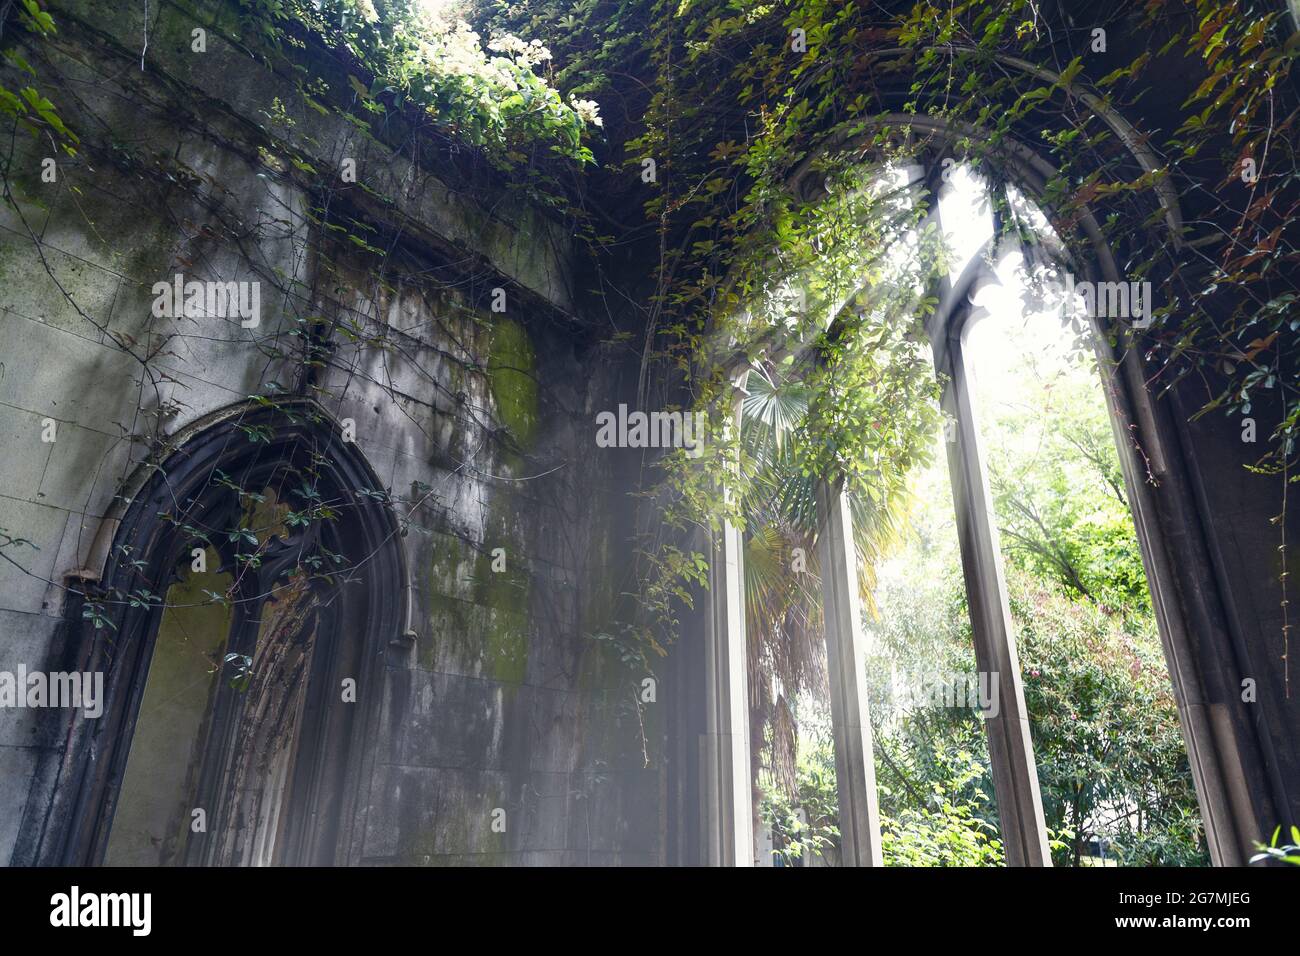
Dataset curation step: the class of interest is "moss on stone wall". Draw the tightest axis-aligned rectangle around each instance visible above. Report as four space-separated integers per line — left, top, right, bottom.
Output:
400 776 509 866
486 317 538 451
479 496 530 687
420 496 530 688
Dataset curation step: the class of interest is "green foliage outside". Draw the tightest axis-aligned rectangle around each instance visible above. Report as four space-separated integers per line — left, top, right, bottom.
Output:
763 317 1208 867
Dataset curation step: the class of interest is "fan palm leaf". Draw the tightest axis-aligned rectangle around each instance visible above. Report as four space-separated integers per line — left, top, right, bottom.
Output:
741 358 920 795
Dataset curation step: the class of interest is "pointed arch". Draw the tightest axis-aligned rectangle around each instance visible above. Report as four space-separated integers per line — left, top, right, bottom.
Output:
38 400 406 866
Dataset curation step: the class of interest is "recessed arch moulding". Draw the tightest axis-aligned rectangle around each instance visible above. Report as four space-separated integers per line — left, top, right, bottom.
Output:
689 100 1295 866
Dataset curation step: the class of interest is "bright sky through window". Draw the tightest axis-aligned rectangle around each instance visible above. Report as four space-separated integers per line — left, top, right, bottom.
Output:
935 164 1079 402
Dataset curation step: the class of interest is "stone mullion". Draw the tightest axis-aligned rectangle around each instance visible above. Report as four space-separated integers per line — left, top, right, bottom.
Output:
815 479 884 866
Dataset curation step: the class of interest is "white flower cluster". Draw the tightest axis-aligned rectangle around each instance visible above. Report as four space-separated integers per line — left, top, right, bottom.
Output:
487 34 553 69
353 0 379 24
411 21 514 94
389 11 603 140
568 96 603 128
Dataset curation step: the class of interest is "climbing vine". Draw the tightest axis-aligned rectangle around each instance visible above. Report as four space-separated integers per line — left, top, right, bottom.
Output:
471 0 1300 678
2 0 1298 702
0 0 604 644
243 0 602 168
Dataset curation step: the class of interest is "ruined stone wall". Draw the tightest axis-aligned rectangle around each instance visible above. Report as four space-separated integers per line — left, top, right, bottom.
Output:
0 0 659 865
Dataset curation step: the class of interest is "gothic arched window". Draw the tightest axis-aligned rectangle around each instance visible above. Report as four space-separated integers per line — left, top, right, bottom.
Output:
55 402 405 866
